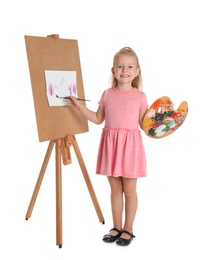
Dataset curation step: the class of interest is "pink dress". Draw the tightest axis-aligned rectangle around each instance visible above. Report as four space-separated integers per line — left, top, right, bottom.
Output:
96 87 148 178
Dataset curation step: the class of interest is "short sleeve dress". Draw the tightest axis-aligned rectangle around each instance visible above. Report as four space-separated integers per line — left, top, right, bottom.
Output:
96 87 148 178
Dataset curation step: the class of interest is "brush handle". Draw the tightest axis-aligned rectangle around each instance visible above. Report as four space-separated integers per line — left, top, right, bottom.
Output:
70 97 90 101
56 95 90 101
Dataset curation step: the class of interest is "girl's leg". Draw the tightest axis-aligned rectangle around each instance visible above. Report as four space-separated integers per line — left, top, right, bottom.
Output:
106 176 123 236
121 178 138 239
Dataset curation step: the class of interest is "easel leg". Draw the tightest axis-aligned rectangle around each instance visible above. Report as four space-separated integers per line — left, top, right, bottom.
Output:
26 136 104 248
25 141 54 219
61 137 71 165
68 136 105 224
55 139 62 248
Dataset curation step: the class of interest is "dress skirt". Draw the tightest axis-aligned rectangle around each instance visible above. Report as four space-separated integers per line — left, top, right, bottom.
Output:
96 128 147 178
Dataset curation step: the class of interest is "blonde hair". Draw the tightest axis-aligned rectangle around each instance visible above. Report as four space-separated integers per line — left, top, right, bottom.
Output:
110 47 142 90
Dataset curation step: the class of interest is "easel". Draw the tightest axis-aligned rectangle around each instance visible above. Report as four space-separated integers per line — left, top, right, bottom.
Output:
25 135 105 248
24 34 104 247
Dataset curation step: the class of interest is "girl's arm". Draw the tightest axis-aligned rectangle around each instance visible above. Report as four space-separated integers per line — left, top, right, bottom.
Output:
139 107 148 130
67 96 105 125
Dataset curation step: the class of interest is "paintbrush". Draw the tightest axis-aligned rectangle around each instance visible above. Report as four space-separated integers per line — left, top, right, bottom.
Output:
56 95 90 101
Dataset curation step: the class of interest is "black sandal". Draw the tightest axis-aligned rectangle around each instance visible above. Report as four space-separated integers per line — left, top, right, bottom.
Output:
102 228 122 243
116 230 135 246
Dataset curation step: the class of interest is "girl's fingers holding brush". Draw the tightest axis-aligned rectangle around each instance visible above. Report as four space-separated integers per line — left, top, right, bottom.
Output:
67 96 81 108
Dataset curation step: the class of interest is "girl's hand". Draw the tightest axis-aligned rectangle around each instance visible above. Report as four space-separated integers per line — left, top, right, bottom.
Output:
67 96 81 108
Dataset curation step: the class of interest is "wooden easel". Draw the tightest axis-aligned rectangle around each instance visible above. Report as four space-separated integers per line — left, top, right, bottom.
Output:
25 135 105 248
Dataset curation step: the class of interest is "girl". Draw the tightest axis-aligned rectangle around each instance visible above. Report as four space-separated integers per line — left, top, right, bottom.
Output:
67 47 148 246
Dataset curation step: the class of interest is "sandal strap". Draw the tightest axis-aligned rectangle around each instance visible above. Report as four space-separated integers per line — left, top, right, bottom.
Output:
122 230 135 238
110 227 122 234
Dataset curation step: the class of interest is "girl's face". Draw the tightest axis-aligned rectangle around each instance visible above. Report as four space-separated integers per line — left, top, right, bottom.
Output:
112 54 139 85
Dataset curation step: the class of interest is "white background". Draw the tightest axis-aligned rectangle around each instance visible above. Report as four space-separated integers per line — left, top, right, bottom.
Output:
1 0 200 259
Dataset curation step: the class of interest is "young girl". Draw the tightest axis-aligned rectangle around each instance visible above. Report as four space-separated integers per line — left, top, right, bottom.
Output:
67 47 148 246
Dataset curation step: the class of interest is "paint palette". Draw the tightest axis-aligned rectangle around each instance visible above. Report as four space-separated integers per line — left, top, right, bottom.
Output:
143 96 188 139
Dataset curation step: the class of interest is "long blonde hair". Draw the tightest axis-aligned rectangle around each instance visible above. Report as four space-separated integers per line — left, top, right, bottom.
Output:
110 47 142 90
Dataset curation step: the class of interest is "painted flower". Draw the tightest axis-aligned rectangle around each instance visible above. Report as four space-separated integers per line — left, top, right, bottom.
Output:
48 83 54 96
72 84 77 95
